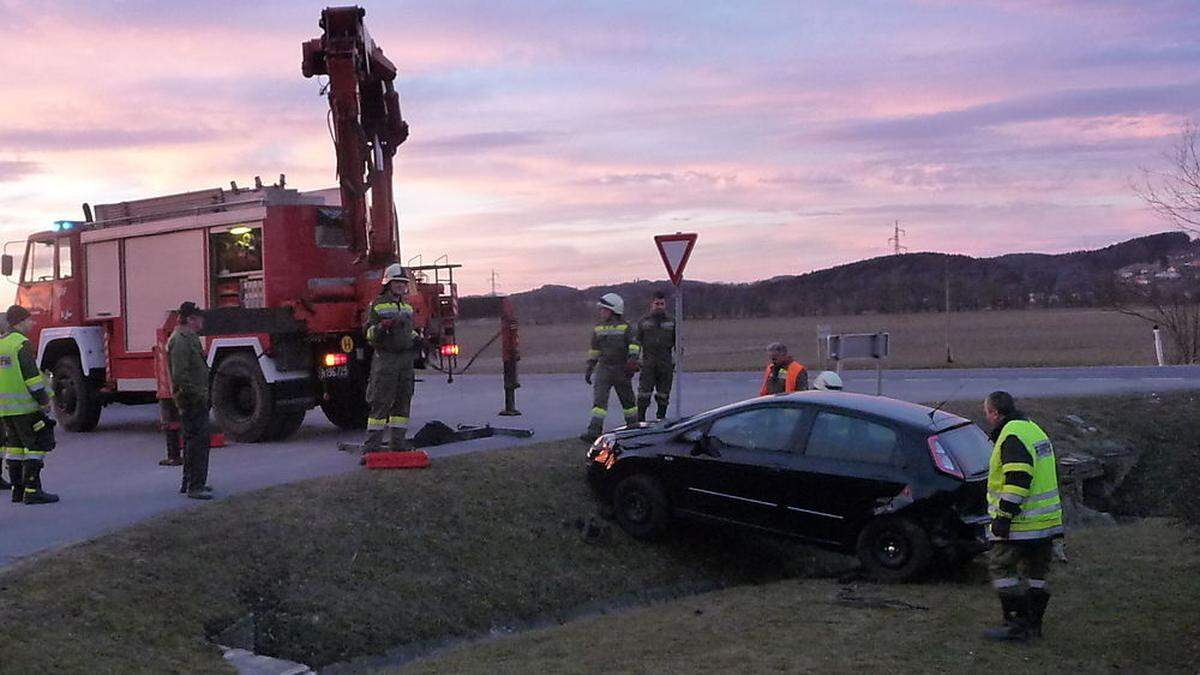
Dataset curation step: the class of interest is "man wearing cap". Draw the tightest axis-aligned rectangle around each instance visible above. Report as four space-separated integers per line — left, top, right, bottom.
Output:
363 263 420 453
0 305 59 504
759 342 808 396
167 301 213 500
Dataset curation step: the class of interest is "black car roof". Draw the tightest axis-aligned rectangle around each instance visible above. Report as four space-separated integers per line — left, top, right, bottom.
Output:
690 391 969 432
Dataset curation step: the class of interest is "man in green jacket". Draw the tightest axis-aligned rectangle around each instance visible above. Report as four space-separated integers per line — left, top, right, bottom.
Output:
364 264 420 453
0 305 58 504
635 291 675 422
167 301 213 500
983 391 1063 642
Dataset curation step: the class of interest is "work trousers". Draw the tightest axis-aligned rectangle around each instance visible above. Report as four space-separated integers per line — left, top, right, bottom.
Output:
179 405 211 493
588 367 637 435
637 359 674 416
988 538 1053 592
365 353 415 450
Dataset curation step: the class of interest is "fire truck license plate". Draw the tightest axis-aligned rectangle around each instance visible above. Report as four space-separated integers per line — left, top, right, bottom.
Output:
318 365 350 380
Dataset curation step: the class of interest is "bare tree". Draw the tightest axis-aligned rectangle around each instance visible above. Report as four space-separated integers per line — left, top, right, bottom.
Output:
1136 122 1200 235
1123 123 1200 363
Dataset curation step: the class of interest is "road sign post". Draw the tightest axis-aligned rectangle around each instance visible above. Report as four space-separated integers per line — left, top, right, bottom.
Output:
654 233 698 420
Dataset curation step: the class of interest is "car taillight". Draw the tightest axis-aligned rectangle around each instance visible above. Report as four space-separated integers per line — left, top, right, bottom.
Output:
927 435 964 479
323 353 349 367
440 343 460 357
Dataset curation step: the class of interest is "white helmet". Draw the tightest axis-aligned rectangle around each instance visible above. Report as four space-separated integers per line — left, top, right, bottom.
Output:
598 293 624 315
811 371 844 391
381 263 410 286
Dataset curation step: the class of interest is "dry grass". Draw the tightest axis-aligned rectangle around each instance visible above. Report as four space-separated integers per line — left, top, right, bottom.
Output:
454 308 1156 374
396 519 1200 674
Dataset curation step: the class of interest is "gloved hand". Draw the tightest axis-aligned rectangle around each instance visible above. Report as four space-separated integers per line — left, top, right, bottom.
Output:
625 359 640 376
990 516 1011 540
585 364 595 385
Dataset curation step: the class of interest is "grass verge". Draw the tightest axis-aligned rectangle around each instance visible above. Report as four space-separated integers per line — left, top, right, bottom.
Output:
395 519 1200 674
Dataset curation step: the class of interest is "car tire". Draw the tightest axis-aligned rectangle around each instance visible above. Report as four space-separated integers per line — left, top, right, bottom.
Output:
52 355 102 432
320 379 368 430
856 516 934 583
612 474 671 541
211 351 275 443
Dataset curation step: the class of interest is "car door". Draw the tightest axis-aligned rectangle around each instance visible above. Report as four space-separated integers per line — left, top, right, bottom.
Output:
674 405 806 532
780 409 909 545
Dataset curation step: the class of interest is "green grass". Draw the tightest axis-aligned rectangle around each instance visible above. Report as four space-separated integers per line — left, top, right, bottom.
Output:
0 393 1196 672
394 519 1200 674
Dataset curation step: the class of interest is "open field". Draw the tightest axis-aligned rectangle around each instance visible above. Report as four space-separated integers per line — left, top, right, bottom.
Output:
0 393 1194 672
454 308 1160 374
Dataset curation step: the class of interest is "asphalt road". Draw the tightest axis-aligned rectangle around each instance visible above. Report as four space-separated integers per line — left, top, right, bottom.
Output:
1 365 1196 566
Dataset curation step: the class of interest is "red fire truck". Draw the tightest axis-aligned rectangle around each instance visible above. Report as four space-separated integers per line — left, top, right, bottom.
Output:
0 6 467 442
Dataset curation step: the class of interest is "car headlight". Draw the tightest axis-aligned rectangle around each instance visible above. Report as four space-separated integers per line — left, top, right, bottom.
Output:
587 433 616 460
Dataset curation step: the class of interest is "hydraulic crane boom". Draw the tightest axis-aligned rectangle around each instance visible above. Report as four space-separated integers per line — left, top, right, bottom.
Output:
302 5 409 265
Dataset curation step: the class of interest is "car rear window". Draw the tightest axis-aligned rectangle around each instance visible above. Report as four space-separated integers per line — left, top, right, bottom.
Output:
937 424 992 477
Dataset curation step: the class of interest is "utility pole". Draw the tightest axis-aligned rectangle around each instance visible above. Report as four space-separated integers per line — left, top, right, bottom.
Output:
489 269 499 296
888 220 908 256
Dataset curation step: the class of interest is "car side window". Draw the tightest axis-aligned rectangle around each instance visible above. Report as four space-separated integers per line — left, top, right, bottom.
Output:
805 412 898 464
707 407 805 453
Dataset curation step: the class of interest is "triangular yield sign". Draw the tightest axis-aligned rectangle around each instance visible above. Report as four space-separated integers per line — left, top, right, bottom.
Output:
654 233 698 285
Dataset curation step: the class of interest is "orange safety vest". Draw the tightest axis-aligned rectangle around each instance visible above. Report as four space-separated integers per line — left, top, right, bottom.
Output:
760 361 806 396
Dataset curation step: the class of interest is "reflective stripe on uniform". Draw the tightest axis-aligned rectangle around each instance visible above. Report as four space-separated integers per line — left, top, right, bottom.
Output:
622 406 637 416
367 417 387 431
591 407 606 418
387 416 409 429
1006 524 1065 540
1016 503 1063 518
627 344 641 355
593 324 629 335
1001 462 1034 475
587 349 600 359
992 577 1021 589
1028 579 1049 590
3 446 25 460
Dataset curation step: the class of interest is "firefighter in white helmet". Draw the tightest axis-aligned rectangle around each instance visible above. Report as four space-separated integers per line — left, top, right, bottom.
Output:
362 264 419 453
810 371 844 391
582 293 641 441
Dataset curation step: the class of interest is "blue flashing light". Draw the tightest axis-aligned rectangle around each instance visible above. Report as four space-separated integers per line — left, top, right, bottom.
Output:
53 220 78 232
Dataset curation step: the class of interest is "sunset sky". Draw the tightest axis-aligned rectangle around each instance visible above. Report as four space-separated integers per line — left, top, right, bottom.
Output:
0 0 1197 296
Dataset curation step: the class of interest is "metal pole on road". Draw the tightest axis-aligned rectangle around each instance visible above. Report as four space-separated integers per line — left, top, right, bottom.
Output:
674 285 683 420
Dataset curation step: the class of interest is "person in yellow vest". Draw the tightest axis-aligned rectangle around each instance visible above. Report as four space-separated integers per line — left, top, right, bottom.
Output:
1 305 58 504
759 342 807 396
983 391 1063 641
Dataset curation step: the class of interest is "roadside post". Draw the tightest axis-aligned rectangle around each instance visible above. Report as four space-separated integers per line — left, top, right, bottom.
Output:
654 233 698 420
816 324 832 371
1153 324 1165 366
827 332 890 395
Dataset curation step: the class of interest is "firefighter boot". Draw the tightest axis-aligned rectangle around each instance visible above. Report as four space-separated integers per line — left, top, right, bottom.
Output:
983 589 1030 642
656 400 669 421
7 460 23 503
389 427 413 452
363 429 385 453
22 461 59 505
1027 588 1050 639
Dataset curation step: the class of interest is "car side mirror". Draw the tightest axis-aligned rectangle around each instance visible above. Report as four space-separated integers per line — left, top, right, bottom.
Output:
690 434 721 458
1 254 13 277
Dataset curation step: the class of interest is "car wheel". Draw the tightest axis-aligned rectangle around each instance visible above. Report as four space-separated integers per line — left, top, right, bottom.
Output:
52 355 102 432
612 474 670 541
856 516 934 583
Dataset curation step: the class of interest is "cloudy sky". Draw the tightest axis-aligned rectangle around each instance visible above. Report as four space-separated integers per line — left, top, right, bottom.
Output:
0 0 1197 295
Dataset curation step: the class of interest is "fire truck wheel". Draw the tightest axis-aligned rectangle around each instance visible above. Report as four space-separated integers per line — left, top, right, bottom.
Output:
211 351 277 443
320 382 368 430
266 411 306 441
52 355 102 432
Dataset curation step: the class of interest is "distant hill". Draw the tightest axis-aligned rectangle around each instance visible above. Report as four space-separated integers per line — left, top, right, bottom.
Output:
461 232 1197 324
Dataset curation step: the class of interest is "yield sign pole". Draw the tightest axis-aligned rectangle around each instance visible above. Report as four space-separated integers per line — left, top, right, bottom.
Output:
654 233 698 420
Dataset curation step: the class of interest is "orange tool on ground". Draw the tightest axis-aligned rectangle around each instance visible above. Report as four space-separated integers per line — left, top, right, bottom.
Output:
364 450 430 470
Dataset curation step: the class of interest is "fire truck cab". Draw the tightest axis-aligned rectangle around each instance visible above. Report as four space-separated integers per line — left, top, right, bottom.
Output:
3 186 459 442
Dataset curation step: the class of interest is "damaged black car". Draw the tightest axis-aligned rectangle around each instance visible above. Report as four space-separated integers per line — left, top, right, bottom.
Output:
586 391 992 581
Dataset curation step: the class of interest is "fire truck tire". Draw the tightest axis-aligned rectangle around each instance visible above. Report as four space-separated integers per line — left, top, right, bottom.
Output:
320 383 369 430
52 355 102 432
211 351 277 443
265 411 306 441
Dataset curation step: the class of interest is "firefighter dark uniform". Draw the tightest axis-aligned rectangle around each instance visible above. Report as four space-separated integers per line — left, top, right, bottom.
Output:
635 311 675 421
584 320 640 439
167 317 211 497
0 326 57 504
760 360 807 395
985 415 1063 641
364 287 418 452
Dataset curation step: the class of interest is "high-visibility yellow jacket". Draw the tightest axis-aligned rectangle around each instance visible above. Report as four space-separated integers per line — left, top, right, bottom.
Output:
987 418 1064 540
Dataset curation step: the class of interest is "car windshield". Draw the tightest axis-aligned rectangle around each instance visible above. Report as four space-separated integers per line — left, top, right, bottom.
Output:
938 423 992 477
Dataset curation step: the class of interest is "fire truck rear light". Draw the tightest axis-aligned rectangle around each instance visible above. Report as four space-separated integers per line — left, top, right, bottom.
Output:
323 353 349 367
440 343 460 357
927 435 964 479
